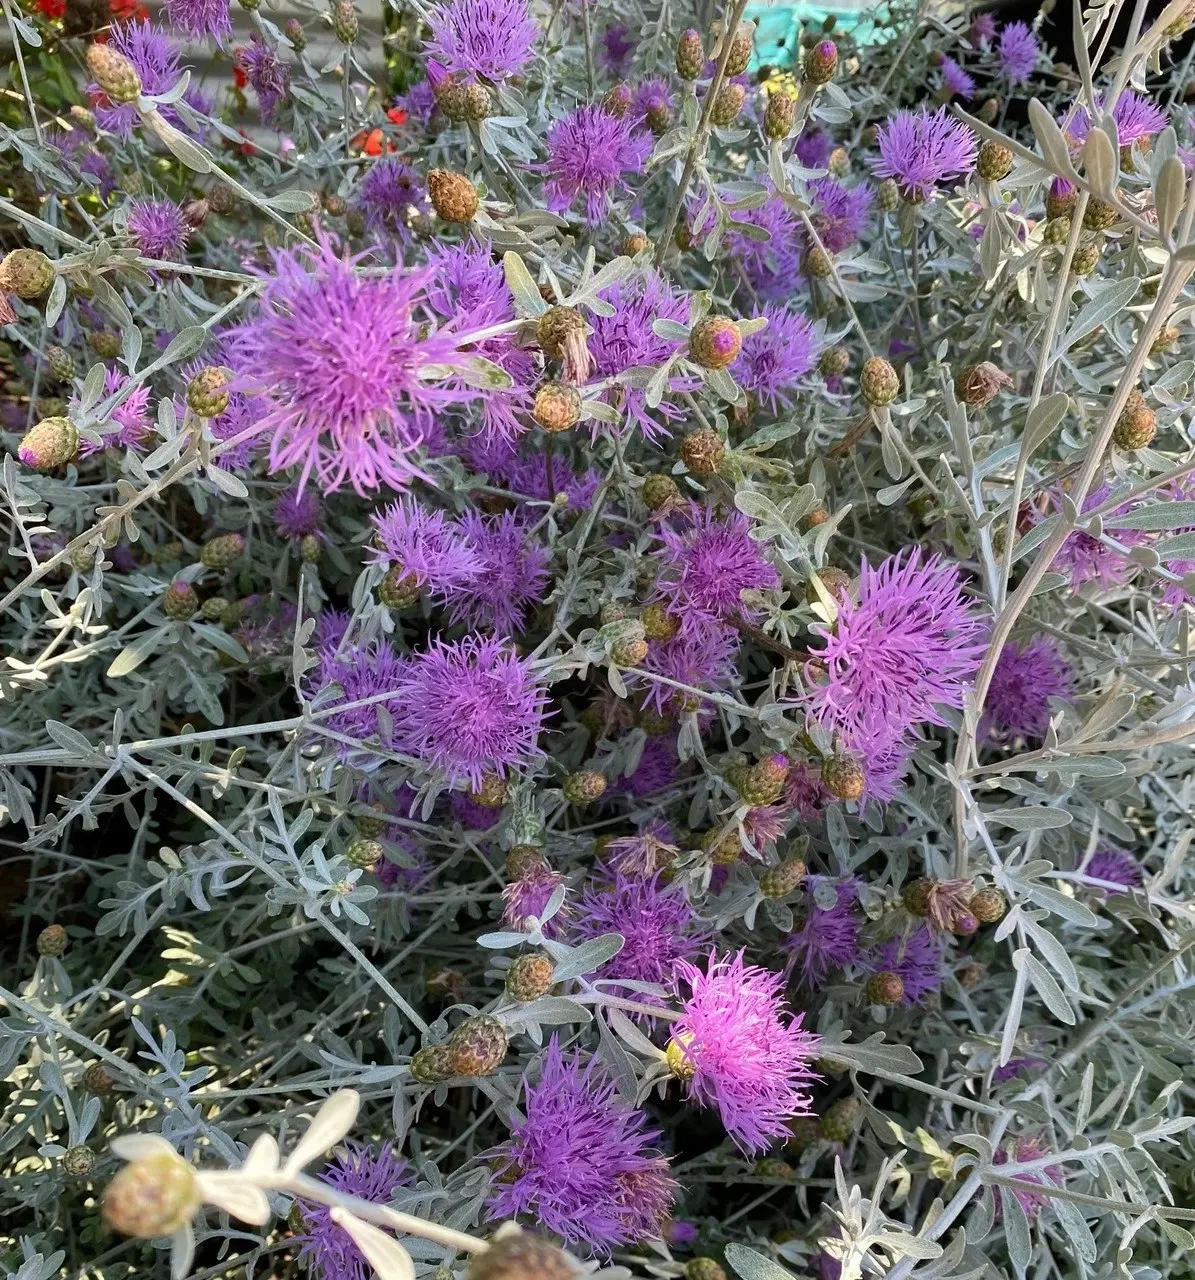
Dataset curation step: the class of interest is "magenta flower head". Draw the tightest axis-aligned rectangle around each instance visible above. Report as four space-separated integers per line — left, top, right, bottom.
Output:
163 0 231 42
739 305 821 413
993 1136 1059 1221
356 159 426 242
395 634 549 789
670 950 820 1153
809 178 872 254
92 24 186 138
77 370 153 459
637 624 740 720
622 735 681 798
1066 91 1168 148
486 1037 678 1248
127 199 191 261
368 499 482 603
600 23 634 76
694 194 802 301
503 866 570 935
273 487 322 540
939 56 976 99
239 35 289 119
228 231 464 495
447 510 551 634
543 105 652 225
653 505 780 635
1082 847 1143 892
310 626 409 750
426 0 538 82
1049 485 1143 589
295 1143 411 1280
998 22 1039 84
981 635 1074 743
866 926 944 1005
795 127 833 169
605 820 679 879
873 105 977 202
807 548 986 743
783 878 862 988
970 12 998 46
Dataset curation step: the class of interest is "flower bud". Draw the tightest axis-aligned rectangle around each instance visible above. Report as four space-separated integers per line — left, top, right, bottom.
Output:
533 381 581 432
956 361 1013 408
738 753 790 806
1084 198 1119 231
0 248 54 299
686 1260 726 1280
201 596 231 622
470 772 509 808
755 1157 793 1179
682 426 725 475
860 356 899 407
725 26 754 75
285 17 306 48
804 245 833 278
379 565 421 608
324 192 346 217
427 169 478 222
209 185 236 216
818 347 849 377
977 96 999 123
689 316 741 368
710 82 747 127
469 1235 578 1280
828 145 850 178
537 305 585 359
646 101 674 134
805 39 838 84
562 770 607 804
642 602 680 640
1071 242 1101 276
45 345 76 383
89 329 121 359
505 844 549 880
506 951 554 1001
820 1096 862 1142
760 857 807 899
300 534 322 563
37 923 68 957
1153 323 1181 353
787 1115 823 1148
64 1145 94 1175
331 0 357 42
821 753 865 800
676 28 704 78
675 223 697 251
763 90 797 140
976 139 1013 181
602 83 632 117
434 73 472 121
1043 216 1070 245
346 837 383 869
84 1063 116 1095
875 177 899 212
1113 389 1156 450
163 580 199 620
464 82 491 121
186 367 230 419
200 532 245 569
446 1014 508 1077
86 43 142 104
621 232 650 256
642 473 682 512
1046 177 1077 220
611 635 649 667
806 566 851 604
410 1042 455 1083
103 1151 198 1237
951 910 979 936
19 417 78 470
865 971 904 1005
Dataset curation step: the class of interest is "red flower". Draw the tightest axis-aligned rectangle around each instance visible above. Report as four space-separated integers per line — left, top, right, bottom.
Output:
33 0 67 20
386 107 407 125
109 0 148 19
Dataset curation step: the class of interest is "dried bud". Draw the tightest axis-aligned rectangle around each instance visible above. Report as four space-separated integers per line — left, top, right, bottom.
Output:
602 83 633 117
689 316 741 368
469 1235 577 1280
600 602 629 624
682 425 725 475
828 145 850 178
186 366 230 418
875 177 899 211
957 962 985 988
45 345 76 383
806 566 851 604
642 602 680 640
37 924 68 957
208 185 236 216
805 507 829 527
725 26 754 75
865 971 905 1005
0 248 54 299
611 635 650 667
819 346 849 377
346 838 383 869
331 0 357 41
505 844 550 880
1083 198 1119 231
427 169 479 222
676 28 705 78
1153 323 1181 352
285 17 306 49
86 43 142 103
200 533 246 569
533 381 582 432
469 772 509 808
563 771 607 804
380 565 421 608
820 1096 862 1142
621 232 651 255
83 1063 116 1095
1043 216 1071 245
764 89 797 140
506 951 554 1002
821 754 865 801
410 1043 455 1083
976 140 1013 181
163 580 199 620
685 1260 727 1280
1071 242 1101 276
956 361 1013 408
89 329 121 359
19 417 78 470
805 38 838 83
738 754 790 806
103 1152 198 1237
446 1014 508 1077
860 356 899 407
324 192 346 217
710 82 747 127
1113 389 1157 450
537 304 585 360
760 857 807 899
643 473 682 512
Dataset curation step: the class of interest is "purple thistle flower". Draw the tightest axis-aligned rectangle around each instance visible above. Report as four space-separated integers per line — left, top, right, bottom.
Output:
503 867 570 934
486 1038 677 1248
599 23 634 76
77 370 153 458
395 634 548 788
636 623 740 718
426 0 538 83
633 79 675 132
980 636 1074 743
994 1137 1059 1221
606 820 679 879
446 510 550 634
621 735 681 798
543 105 652 226
502 453 602 509
93 24 187 138
807 548 986 743
970 12 998 47
854 727 916 806
577 870 710 995
1082 847 1143 892
239 36 289 120
795 127 833 170
396 80 437 128
127 199 191 261
1066 91 1168 148
227 232 464 495
783 878 861 987
310 632 409 749
867 926 944 1005
587 274 692 441
738 306 821 413
939 56 976 99
1049 485 1144 590
653 505 780 634
670 950 821 1154
873 105 977 202
784 760 831 819
450 790 503 830
992 1056 1047 1083
998 22 1039 85
295 1143 411 1280
163 0 231 42
273 487 322 540
357 159 426 242
809 179 872 254
694 194 802 301
367 499 482 603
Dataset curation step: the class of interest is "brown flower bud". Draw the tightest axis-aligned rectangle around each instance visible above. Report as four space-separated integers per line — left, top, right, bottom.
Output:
37 924 68 957
686 1259 727 1280
533 381 582 433
865 971 905 1005
860 356 899 407
446 1014 508 1076
710 82 747 127
562 771 607 804
1113 389 1157 450
602 83 632 117
642 602 680 640
470 1235 578 1280
505 844 549 880
469 772 509 808
86 43 142 104
682 426 725 476
346 838 383 869
689 316 741 368
621 232 651 256
611 635 649 667
163 580 199 620
103 1152 198 1237
968 887 1007 923
427 169 479 222
676 28 705 79
764 90 797 140
1084 198 1119 231
821 753 865 800
976 140 1013 181
506 951 554 1002
806 566 851 604
1071 242 1101 276
805 38 838 84
410 1043 455 1083
819 346 849 377
956 361 1013 408
760 857 807 899
331 0 358 42
725 26 754 76
0 248 54 299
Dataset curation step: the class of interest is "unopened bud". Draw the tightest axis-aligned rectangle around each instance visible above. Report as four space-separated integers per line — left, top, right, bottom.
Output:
643 473 682 512
37 924 68 957
821 1096 862 1142
682 426 725 475
642 602 680 640
346 838 383 869
1071 242 1101 276
602 83 632 117
1153 323 1181 352
676 29 704 79
533 381 581 432
380 565 421 608
45 345 76 383
666 1034 697 1080
860 356 899 406
821 753 865 800
1083 198 1119 231
0 248 54 298
186 366 230 418
611 634 649 667
806 566 851 604
19 416 78 469
410 1043 455 1083
763 89 796 140
285 17 306 48
469 1235 578 1280
446 1014 508 1077
1046 177 1077 220
163 580 199 620
469 773 509 808
506 951 554 1001
621 232 650 255
805 38 838 83
103 1152 198 1237
724 26 754 76
1043 216 1070 245
865 971 904 1005
505 844 549 880
1113 389 1157 450
875 177 899 211
331 0 357 42
427 169 478 222
86 43 142 103
710 82 747 127
200 532 245 569
977 96 999 124
976 140 1013 182
563 771 607 804
819 346 849 377
760 857 807 899
738 753 790 806
689 316 741 369
89 329 121 359
828 145 849 178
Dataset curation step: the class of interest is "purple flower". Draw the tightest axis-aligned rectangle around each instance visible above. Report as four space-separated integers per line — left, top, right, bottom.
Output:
809 179 872 254
163 0 231 42
396 80 437 128
395 634 548 788
310 629 409 749
93 24 186 138
970 12 998 46
605 820 679 878
273 488 322 540
939 56 976 99
446 510 550 633
784 760 830 819
694 194 802 301
426 0 538 82
357 159 426 241
502 453 602 509
77 370 153 458
486 1038 677 1248
981 636 1074 743
127 199 191 261
998 22 1039 85
1050 485 1144 589
807 549 986 743
633 79 675 132
368 499 482 602
783 879 862 987
867 926 944 1005
450 790 503 830
873 105 977 201
795 127 833 170
738 306 820 413
994 1137 1059 1221
621 735 681 798
577 870 709 995
503 867 569 934
1066 91 1168 148
670 950 820 1153
227 232 464 495
295 1144 411 1280
543 105 652 226
992 1056 1047 1083
599 23 634 76
587 274 692 441
636 624 740 719
854 727 916 806
1082 847 1143 892
653 505 780 633
239 36 289 119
